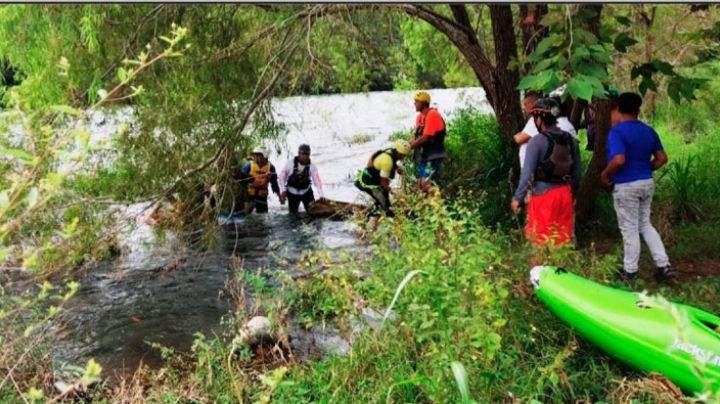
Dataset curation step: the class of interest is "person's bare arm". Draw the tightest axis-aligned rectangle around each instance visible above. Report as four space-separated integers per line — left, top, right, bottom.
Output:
513 132 531 145
652 150 668 170
410 135 431 149
380 177 392 193
601 154 626 187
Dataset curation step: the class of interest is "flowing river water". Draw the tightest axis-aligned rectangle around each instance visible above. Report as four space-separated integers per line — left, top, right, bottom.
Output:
53 87 491 381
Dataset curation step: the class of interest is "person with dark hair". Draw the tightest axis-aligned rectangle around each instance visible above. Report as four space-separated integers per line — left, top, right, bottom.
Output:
511 98 582 246
409 91 446 192
516 93 578 171
278 144 326 213
601 92 673 281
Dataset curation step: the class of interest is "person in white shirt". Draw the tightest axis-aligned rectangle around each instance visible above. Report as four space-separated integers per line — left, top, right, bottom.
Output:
514 93 577 169
278 144 326 213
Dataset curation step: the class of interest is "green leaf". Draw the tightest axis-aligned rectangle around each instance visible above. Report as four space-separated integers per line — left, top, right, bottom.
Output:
639 77 658 95
25 187 39 208
80 358 103 387
599 24 617 43
567 77 594 101
615 16 632 26
578 8 598 20
0 190 9 211
567 78 593 101
419 319 435 329
613 32 638 53
25 387 44 402
591 50 613 64
575 62 609 82
517 71 553 91
0 246 11 262
652 60 675 75
573 46 591 59
50 105 82 117
451 362 473 404
588 44 606 54
1 147 34 162
117 67 129 82
549 372 560 386
539 12 565 28
517 74 542 90
537 34 563 56
531 58 555 74
573 28 598 45
667 78 682 103
556 55 568 70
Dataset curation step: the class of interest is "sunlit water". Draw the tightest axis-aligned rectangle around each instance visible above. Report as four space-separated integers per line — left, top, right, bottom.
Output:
54 87 490 380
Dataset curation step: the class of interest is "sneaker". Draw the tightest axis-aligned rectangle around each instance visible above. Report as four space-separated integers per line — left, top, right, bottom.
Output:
655 265 675 281
616 269 639 281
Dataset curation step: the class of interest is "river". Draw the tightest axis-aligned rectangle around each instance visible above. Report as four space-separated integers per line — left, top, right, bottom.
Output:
53 87 491 381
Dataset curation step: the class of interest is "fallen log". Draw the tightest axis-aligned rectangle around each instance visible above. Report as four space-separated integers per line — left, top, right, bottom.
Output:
307 199 367 220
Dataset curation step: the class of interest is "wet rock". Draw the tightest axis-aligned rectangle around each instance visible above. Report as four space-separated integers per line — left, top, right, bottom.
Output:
349 307 396 335
238 316 273 345
312 328 351 356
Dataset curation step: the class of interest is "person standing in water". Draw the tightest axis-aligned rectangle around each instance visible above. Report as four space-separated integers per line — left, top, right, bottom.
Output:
278 144 327 213
239 147 280 214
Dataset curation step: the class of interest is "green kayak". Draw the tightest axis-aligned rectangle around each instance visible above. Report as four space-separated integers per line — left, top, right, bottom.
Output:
530 266 720 394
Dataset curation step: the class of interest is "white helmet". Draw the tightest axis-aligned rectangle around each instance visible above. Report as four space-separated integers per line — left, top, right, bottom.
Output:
252 146 269 157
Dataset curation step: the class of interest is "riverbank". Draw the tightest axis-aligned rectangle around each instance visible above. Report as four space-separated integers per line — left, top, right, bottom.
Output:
4 95 720 402
71 191 719 403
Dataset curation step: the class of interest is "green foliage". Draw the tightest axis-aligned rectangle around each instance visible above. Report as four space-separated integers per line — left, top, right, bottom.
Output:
519 5 708 104
437 108 516 228
275 195 509 402
399 16 476 89
284 258 356 327
519 8 612 101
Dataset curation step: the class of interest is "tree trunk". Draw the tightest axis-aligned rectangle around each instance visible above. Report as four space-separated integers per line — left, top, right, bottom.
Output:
577 98 611 220
574 3 606 220
519 4 548 70
489 5 524 149
401 4 524 147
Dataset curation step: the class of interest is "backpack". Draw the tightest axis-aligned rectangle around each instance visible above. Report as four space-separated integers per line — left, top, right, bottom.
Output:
534 127 573 183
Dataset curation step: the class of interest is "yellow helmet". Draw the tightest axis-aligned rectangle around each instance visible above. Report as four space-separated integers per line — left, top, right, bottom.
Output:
393 139 412 155
414 91 431 104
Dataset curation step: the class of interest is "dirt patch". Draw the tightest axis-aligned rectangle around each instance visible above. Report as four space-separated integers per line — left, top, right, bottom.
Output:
673 259 720 280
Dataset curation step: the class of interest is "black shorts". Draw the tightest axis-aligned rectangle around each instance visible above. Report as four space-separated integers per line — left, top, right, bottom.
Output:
288 189 314 213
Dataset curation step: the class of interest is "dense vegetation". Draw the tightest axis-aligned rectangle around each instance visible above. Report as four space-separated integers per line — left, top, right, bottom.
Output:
1 3 720 403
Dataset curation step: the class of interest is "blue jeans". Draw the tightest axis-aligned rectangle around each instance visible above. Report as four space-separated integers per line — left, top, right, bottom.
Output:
418 158 443 182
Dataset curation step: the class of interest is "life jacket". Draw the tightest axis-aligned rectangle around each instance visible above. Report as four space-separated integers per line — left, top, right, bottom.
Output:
414 108 447 160
357 148 398 189
247 161 271 197
534 127 574 183
287 157 312 189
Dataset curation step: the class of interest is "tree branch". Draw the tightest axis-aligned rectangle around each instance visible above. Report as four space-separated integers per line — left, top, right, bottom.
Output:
400 3 496 105
449 4 478 44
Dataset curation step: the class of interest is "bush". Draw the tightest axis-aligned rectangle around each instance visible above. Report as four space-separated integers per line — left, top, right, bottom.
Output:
396 108 516 229
275 194 509 402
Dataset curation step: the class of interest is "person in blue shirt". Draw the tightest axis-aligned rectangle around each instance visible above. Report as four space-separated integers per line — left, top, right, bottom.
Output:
601 92 673 281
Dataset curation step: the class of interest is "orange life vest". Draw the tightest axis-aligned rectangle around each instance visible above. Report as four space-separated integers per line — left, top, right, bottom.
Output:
247 162 271 198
